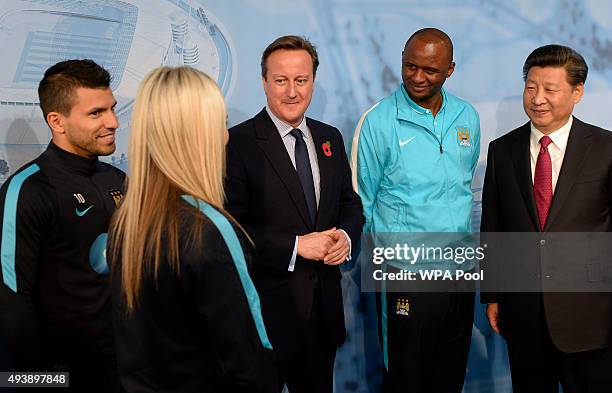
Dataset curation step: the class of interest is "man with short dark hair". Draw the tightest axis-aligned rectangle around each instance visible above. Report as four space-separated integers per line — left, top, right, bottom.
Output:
0 59 125 392
352 28 480 393
225 35 364 393
481 44 612 392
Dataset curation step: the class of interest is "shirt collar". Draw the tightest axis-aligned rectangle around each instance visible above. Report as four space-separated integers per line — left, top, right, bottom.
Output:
530 115 573 151
265 106 310 140
397 83 447 120
45 141 98 176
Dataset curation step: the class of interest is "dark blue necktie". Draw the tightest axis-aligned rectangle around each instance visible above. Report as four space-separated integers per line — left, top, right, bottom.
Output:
290 128 317 225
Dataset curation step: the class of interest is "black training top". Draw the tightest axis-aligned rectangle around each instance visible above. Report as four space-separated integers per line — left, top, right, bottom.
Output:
0 142 125 374
110 201 276 393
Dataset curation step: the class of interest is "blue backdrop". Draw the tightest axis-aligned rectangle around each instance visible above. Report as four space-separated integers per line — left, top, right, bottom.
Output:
1 1 611 391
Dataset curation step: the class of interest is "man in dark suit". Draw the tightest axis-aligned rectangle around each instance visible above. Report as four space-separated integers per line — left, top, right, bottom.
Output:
481 44 612 392
225 35 364 393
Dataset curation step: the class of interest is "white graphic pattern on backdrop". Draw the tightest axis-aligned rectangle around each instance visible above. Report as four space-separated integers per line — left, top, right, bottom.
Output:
0 0 234 179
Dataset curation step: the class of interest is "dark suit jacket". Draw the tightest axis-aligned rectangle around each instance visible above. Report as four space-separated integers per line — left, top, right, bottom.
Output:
225 109 364 359
480 117 612 353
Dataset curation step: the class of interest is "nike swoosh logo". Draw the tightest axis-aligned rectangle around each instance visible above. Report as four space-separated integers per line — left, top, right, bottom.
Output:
399 136 416 147
75 205 94 217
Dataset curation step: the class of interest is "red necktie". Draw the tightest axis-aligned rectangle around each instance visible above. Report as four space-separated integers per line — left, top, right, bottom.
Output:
534 135 553 231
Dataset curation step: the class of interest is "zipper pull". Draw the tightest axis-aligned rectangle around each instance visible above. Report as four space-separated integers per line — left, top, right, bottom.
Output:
439 144 443 154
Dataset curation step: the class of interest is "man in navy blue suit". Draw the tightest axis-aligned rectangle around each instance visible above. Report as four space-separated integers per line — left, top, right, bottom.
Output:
225 35 364 393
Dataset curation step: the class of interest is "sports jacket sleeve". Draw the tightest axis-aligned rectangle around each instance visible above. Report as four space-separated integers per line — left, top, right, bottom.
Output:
186 222 276 392
0 173 56 369
471 112 481 175
354 115 384 233
333 130 365 249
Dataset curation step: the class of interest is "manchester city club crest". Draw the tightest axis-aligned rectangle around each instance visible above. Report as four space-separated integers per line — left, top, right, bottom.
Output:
395 296 411 316
108 189 124 206
456 127 471 147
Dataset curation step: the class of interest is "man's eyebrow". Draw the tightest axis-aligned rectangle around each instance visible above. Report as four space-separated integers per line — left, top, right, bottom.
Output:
525 79 560 88
88 101 117 112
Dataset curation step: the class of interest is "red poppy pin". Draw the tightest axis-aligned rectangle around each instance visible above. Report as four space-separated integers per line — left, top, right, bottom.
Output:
322 141 332 157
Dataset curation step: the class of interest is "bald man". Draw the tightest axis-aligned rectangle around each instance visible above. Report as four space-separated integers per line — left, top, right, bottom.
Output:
352 28 480 393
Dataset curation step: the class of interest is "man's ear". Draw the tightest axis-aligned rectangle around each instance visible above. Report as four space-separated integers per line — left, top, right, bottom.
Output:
261 76 268 94
46 112 66 135
572 83 585 104
446 61 456 78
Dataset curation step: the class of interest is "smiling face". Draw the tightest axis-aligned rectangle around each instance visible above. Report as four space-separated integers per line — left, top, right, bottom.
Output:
523 66 584 134
48 87 118 158
262 49 314 127
402 37 454 110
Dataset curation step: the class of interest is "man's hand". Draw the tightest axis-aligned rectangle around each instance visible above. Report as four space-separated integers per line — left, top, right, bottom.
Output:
486 303 500 334
297 229 336 260
324 229 349 265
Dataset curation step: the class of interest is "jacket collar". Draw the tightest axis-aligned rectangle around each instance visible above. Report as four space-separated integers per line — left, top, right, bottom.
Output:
253 109 314 228
395 84 464 126
512 117 593 231
44 141 99 176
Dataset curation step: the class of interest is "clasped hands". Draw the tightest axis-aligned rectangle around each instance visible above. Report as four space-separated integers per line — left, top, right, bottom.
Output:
297 227 349 265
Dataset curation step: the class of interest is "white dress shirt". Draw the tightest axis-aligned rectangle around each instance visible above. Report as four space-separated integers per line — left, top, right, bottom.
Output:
266 107 321 204
530 116 573 193
266 107 352 271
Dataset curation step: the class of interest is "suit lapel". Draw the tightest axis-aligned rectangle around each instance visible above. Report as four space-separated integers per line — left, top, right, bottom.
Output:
512 123 540 230
308 119 332 230
254 109 313 228
544 118 592 231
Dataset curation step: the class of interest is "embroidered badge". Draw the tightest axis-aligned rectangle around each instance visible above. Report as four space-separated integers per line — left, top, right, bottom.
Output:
457 127 471 147
108 189 124 207
395 296 411 316
322 141 332 157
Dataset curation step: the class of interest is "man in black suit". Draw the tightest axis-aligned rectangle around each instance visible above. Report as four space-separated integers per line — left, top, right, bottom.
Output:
225 35 364 393
481 44 612 392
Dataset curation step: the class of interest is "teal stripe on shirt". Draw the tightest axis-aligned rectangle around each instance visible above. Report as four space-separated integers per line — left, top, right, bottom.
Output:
182 195 273 350
1 164 40 292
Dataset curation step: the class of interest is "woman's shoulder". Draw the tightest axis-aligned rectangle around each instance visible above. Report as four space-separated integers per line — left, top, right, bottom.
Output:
177 199 253 266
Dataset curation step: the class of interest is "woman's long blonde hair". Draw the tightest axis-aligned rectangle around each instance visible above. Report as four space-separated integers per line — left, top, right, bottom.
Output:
110 66 227 311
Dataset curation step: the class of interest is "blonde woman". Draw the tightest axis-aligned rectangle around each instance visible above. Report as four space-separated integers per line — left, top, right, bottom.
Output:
108 67 275 392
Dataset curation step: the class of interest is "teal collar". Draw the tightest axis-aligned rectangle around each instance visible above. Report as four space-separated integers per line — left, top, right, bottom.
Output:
396 84 447 121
